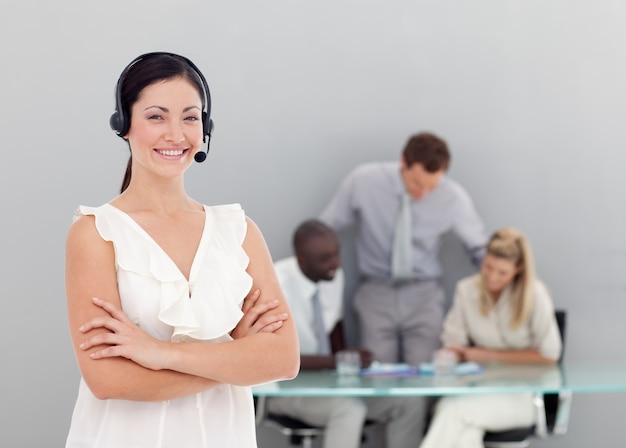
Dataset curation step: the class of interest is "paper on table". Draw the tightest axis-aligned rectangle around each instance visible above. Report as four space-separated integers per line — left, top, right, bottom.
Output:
360 362 420 377
419 361 483 376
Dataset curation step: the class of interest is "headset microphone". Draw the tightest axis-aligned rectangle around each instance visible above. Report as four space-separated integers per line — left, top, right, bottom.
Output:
194 120 213 163
194 150 207 163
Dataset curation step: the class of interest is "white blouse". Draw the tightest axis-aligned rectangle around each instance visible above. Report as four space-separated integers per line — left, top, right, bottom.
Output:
442 274 562 361
66 203 257 448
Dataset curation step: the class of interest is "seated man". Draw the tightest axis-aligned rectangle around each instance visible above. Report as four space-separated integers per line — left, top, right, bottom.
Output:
267 219 427 448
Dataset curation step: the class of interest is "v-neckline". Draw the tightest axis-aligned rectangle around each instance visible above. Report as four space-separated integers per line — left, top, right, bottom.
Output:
104 203 209 284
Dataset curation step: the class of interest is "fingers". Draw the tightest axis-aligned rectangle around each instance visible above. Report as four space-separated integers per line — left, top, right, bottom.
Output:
90 297 133 325
245 299 286 332
456 347 472 362
241 289 261 313
88 345 129 360
253 311 288 333
245 299 280 322
79 331 127 352
78 297 135 353
361 352 374 368
79 315 125 334
84 339 137 361
446 345 465 360
257 319 285 333
232 297 288 338
238 299 280 330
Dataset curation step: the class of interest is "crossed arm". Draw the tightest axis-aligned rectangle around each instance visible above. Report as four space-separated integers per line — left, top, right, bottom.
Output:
66 216 300 401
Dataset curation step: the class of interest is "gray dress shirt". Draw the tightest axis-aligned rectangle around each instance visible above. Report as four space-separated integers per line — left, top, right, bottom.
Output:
320 161 487 281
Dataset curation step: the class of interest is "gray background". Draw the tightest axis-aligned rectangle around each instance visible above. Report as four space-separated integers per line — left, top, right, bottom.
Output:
2 1 625 446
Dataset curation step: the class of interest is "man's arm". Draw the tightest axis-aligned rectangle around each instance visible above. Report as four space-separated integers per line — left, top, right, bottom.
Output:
299 322 343 370
451 186 488 267
299 322 373 370
319 169 359 231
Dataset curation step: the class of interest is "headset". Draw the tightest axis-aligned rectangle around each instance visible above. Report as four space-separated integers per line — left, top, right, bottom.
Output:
109 52 214 162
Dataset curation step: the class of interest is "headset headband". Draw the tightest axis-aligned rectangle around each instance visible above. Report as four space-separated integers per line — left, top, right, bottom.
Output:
109 52 213 144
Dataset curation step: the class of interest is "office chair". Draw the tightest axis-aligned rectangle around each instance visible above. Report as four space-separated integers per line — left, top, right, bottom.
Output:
483 309 571 448
255 395 374 448
255 396 323 448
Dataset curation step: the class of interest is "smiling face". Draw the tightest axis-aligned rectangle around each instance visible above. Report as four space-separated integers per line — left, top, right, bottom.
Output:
400 160 444 200
298 233 341 283
480 253 520 298
126 77 204 180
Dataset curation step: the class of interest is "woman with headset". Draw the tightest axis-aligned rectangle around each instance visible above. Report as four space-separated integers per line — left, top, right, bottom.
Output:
64 52 299 447
420 228 562 448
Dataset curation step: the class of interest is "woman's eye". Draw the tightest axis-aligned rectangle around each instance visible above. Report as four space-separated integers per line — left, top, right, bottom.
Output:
148 114 163 120
185 116 199 121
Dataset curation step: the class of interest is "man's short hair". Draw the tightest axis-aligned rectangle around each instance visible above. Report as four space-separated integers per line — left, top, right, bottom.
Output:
293 219 334 256
401 132 450 172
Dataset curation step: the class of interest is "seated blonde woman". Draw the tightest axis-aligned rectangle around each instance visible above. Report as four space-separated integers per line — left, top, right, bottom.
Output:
420 228 562 448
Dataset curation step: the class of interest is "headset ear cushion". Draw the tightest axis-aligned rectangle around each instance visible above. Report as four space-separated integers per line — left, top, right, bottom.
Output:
203 112 214 138
110 110 128 137
110 112 121 134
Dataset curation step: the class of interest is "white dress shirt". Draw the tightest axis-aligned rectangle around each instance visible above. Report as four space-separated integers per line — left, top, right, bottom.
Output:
274 256 344 354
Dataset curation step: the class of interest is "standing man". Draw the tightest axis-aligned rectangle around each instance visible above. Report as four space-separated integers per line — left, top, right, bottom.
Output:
267 219 426 448
319 132 487 366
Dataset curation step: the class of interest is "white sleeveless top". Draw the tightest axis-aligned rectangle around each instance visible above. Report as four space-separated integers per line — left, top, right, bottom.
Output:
65 203 257 448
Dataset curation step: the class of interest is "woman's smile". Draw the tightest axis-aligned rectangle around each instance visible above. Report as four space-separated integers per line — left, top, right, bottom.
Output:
155 147 188 157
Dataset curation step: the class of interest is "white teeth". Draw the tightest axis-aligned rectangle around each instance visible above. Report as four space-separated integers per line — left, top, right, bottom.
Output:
158 149 184 156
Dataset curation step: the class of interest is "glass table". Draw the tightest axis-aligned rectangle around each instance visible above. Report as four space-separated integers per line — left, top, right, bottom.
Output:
253 361 626 397
254 362 626 444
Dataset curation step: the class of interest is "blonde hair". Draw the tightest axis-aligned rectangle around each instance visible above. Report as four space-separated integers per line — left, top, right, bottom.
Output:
478 227 538 328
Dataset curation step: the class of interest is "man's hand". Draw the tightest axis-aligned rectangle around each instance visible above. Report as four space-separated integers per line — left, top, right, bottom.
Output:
355 348 374 368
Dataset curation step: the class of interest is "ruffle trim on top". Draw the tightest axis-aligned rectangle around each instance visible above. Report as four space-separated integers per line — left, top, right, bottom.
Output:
75 203 252 342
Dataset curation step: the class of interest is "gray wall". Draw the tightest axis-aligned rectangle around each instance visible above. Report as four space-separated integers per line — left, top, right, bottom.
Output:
2 1 625 446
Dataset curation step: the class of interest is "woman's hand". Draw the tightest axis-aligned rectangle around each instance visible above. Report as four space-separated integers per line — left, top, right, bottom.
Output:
231 288 288 339
445 345 467 362
458 346 494 363
78 297 168 370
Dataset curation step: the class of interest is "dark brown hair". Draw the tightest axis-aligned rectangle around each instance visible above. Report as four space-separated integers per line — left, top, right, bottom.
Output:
401 132 450 173
116 53 206 193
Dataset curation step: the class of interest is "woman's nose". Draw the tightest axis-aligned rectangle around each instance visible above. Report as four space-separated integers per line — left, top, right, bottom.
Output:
165 122 185 142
